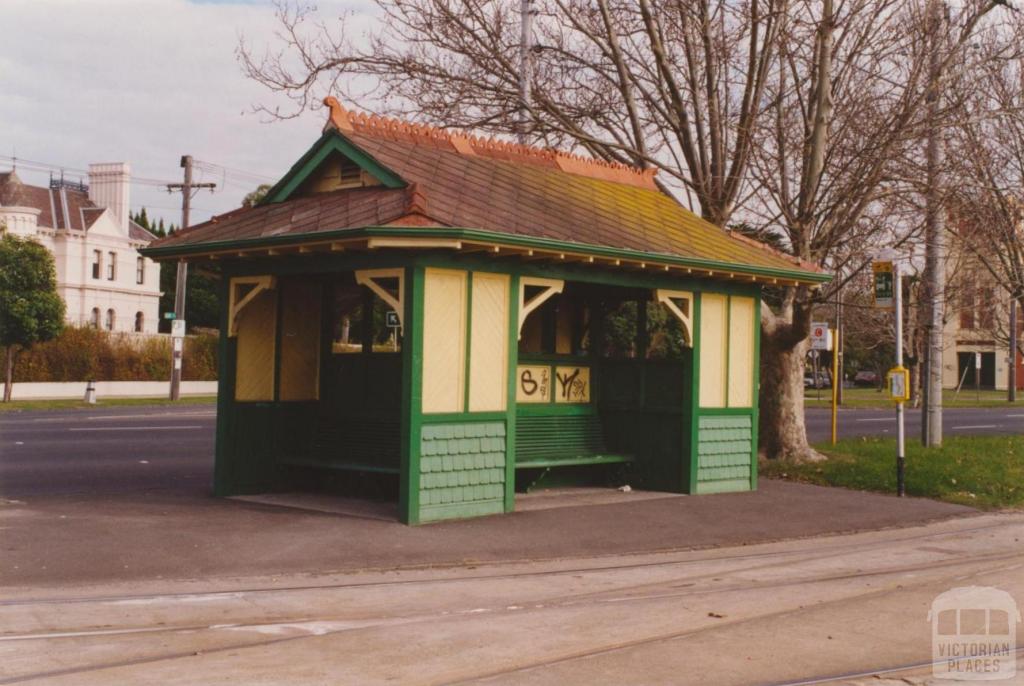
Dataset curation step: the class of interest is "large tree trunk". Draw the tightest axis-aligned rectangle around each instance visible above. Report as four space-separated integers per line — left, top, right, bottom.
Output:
3 346 14 403
758 295 824 463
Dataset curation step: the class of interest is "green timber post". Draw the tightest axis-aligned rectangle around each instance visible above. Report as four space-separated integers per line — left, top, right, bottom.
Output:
213 275 235 496
504 275 520 512
686 292 703 494
750 292 762 491
400 265 425 524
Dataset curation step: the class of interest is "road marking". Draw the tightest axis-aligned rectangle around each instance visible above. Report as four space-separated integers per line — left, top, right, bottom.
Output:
1005 414 1024 418
854 418 896 423
67 425 203 432
85 412 215 421
952 424 998 430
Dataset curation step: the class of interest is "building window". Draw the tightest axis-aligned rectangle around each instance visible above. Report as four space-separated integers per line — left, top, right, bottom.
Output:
92 251 102 279
105 308 116 331
134 311 144 333
136 257 145 285
960 288 975 330
91 307 101 328
107 252 116 281
979 287 995 330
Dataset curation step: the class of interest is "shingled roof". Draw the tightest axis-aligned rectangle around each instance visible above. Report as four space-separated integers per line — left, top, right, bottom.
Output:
146 99 825 284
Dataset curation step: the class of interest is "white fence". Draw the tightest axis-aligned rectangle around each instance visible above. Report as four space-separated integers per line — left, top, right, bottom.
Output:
7 381 218 401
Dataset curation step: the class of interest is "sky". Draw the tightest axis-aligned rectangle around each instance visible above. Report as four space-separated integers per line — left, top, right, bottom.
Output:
0 0 376 226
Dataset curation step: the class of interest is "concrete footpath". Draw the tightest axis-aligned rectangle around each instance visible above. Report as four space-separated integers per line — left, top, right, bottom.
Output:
1 480 974 589
2 512 1022 685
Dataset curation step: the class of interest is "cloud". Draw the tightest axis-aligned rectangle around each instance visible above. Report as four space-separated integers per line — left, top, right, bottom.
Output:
0 0 377 224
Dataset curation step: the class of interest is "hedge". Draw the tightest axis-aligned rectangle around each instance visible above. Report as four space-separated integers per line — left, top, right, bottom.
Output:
12 327 218 382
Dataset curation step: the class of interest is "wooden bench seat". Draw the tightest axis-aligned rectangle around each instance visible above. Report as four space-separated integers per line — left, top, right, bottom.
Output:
281 416 400 475
515 413 632 469
279 457 400 475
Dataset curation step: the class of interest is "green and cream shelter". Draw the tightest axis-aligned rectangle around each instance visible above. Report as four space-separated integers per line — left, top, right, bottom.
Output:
144 98 828 524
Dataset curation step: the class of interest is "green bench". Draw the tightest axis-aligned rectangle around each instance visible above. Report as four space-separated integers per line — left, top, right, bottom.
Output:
515 413 633 469
280 417 400 475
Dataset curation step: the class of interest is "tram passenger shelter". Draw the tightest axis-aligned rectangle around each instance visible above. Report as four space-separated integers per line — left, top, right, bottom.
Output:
143 98 828 524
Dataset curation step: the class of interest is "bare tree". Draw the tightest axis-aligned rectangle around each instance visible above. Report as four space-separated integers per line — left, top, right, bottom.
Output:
239 0 1005 461
947 20 1024 322
239 0 785 225
746 0 1003 460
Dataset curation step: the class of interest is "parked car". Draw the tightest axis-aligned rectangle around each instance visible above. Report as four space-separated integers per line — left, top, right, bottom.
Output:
853 370 879 387
804 371 831 389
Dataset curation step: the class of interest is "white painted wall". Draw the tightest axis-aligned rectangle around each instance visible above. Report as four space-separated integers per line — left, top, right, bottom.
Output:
8 381 217 400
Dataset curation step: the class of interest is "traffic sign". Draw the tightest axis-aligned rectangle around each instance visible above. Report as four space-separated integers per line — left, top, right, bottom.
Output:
873 261 894 309
164 312 176 320
888 366 910 403
171 319 186 338
810 322 833 351
385 311 400 328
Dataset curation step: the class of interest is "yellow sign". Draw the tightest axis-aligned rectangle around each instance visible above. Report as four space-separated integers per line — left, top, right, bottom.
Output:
516 365 550 403
555 366 591 403
887 366 910 403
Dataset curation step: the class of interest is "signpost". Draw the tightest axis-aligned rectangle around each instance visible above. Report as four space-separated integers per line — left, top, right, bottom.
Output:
170 319 186 388
811 321 838 444
877 256 907 497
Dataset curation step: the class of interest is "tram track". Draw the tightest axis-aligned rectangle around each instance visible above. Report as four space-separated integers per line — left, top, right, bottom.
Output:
2 518 1022 685
4 551 1016 686
0 514 1005 610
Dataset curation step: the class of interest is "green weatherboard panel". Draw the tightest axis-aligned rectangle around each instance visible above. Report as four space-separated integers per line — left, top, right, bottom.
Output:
696 414 754 494
418 421 507 522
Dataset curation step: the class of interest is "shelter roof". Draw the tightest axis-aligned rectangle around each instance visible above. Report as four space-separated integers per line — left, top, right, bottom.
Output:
146 99 826 285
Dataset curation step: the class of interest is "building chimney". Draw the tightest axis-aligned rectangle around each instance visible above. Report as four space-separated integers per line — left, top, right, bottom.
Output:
88 162 130 235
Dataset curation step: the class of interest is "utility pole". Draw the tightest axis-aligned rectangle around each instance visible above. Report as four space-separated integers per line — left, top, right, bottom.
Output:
1010 298 1018 402
166 155 215 400
835 280 844 405
518 0 535 145
922 0 945 446
895 260 906 496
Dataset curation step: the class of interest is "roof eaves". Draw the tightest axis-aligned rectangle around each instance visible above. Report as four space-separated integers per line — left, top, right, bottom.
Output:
141 225 831 285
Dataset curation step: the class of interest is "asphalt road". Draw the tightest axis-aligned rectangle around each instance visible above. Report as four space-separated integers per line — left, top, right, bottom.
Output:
0 406 215 498
805 405 1024 442
2 403 1022 499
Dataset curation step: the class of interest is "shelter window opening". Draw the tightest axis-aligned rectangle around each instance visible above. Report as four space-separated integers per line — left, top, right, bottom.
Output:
331 270 404 354
518 283 590 358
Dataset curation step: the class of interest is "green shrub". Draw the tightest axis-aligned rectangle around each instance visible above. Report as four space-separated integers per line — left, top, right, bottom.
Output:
12 327 218 382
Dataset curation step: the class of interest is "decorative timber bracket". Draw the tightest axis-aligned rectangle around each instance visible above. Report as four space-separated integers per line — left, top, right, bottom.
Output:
228 275 277 337
355 268 405 329
654 289 694 346
518 277 564 338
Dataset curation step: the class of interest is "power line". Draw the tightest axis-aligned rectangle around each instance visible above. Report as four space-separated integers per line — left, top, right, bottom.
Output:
193 159 276 183
0 155 178 187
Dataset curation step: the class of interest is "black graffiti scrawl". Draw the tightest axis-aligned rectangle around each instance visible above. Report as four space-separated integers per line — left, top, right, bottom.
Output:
556 367 589 402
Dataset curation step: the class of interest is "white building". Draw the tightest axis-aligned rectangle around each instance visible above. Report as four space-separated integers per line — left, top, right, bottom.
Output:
0 163 161 333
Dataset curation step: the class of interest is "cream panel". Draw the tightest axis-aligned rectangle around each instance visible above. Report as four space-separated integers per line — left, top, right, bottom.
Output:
469 273 510 412
727 296 755 408
234 289 277 402
279 280 322 402
516 365 551 403
699 293 728 408
422 269 467 413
